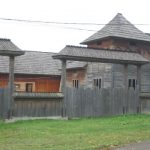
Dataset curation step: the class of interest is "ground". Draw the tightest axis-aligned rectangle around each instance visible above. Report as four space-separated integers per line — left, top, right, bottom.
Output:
0 115 150 150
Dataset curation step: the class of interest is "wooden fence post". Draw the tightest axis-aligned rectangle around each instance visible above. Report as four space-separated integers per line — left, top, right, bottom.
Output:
61 59 67 117
137 65 142 113
123 64 128 114
8 56 15 119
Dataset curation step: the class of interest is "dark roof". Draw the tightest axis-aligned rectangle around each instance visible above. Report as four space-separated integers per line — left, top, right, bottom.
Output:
0 50 87 75
0 38 25 56
81 13 150 44
53 45 149 65
0 51 61 75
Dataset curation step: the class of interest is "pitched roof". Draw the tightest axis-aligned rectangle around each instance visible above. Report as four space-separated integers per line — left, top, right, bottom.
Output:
53 45 149 65
81 13 150 44
0 50 87 75
0 38 25 56
0 51 61 75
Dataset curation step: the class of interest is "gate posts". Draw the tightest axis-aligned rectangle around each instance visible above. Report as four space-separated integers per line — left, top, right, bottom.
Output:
61 59 67 117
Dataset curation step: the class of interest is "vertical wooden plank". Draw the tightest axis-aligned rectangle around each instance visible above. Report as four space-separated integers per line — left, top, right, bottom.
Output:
0 88 3 118
137 65 142 113
8 56 15 118
61 59 67 117
3 88 10 119
123 64 128 113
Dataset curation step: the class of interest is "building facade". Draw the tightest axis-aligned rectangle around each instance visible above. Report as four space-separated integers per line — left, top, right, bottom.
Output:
65 13 150 93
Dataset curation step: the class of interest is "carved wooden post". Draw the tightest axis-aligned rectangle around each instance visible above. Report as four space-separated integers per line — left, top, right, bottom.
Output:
8 56 15 119
123 64 128 114
137 65 142 113
61 59 67 117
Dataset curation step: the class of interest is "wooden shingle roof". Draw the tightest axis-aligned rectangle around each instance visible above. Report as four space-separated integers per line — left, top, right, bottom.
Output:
0 51 87 75
0 51 61 75
0 38 25 56
53 45 149 65
81 13 150 44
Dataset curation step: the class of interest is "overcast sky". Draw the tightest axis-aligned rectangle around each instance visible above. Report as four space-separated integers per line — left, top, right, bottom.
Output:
0 0 150 52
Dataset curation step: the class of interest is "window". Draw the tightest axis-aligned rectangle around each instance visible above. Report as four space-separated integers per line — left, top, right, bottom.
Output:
73 80 79 88
129 41 136 46
15 84 21 91
93 78 101 89
128 79 136 89
96 41 102 45
26 83 33 92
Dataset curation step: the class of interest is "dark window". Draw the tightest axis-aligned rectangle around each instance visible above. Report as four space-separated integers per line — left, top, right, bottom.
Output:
96 41 102 45
93 78 101 89
129 41 136 46
73 80 79 88
26 83 33 92
128 79 136 89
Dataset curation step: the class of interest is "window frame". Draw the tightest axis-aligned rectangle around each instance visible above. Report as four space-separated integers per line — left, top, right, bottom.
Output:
72 79 79 88
128 78 137 90
93 78 102 89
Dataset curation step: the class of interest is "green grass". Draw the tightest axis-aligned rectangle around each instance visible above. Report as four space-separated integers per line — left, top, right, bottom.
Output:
0 115 150 150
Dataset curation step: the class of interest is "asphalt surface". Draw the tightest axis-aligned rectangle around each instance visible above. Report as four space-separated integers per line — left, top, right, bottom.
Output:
113 141 150 150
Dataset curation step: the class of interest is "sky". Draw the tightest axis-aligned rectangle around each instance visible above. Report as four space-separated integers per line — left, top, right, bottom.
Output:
0 0 150 52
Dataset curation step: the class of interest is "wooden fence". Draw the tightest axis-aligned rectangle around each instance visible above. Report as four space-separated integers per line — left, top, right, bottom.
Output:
65 87 140 118
0 87 150 119
14 92 63 117
0 89 63 119
0 88 10 119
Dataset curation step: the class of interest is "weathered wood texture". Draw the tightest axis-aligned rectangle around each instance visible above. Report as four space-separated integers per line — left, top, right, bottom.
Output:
0 88 10 119
65 87 140 118
86 62 112 88
0 89 63 118
141 99 150 114
14 98 62 117
13 92 63 117
140 93 150 114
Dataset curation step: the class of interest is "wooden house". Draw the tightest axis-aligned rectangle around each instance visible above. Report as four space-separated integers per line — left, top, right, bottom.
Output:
0 42 61 92
0 40 89 93
63 13 150 93
53 13 150 117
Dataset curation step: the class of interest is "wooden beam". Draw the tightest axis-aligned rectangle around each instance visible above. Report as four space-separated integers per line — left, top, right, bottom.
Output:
137 65 142 92
61 59 67 93
123 64 128 91
61 59 67 117
137 65 142 113
8 56 15 119
123 64 128 114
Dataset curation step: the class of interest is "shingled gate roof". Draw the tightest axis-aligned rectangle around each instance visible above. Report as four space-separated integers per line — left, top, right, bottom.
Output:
0 38 25 56
81 13 150 44
53 45 149 65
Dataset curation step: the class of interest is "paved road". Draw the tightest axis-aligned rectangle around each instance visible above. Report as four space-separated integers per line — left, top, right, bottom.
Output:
113 141 150 150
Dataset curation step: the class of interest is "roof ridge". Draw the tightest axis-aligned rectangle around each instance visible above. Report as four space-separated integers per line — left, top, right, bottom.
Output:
0 38 10 41
66 45 138 53
24 50 58 54
81 13 150 44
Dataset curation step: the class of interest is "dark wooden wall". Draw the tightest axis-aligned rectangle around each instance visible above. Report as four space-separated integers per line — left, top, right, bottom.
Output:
0 88 63 118
14 98 62 117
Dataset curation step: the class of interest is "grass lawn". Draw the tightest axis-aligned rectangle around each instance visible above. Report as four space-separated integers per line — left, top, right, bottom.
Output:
0 115 150 150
